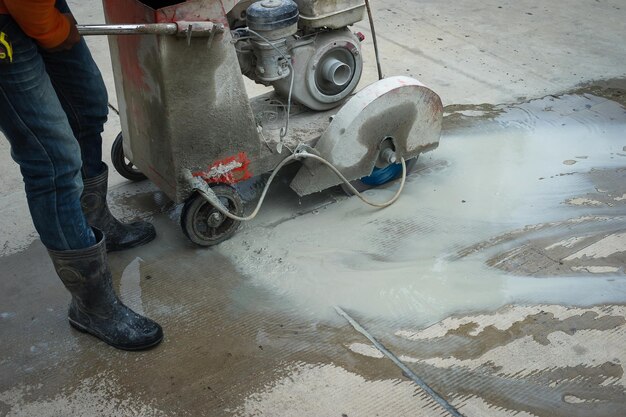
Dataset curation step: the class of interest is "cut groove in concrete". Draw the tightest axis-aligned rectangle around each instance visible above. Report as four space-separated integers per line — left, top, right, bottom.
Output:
335 306 465 417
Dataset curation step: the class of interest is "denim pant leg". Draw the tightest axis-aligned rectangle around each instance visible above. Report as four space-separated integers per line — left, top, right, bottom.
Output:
41 1 109 179
0 16 95 251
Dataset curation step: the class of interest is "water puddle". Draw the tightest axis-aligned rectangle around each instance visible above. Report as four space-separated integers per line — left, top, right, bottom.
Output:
119 257 145 315
218 91 626 324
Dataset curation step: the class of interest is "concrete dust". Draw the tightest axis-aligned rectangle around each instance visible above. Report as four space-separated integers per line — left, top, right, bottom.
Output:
348 342 384 358
564 232 626 260
571 265 621 274
566 197 604 206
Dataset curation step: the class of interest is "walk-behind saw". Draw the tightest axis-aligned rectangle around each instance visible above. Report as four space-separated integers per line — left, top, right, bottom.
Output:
78 0 443 246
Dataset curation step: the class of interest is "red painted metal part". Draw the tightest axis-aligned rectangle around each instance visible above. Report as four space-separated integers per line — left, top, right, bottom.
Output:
193 152 252 185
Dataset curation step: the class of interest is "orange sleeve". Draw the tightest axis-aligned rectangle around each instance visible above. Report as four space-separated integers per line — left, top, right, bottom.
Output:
3 0 70 49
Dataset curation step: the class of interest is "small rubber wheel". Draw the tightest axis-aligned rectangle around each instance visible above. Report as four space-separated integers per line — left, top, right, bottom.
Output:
111 132 147 182
180 185 244 246
341 157 419 195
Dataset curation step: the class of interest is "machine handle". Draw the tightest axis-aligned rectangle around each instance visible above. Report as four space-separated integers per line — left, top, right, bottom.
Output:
77 22 224 37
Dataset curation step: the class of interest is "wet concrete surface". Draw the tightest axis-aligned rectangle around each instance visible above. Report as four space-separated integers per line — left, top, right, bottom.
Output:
2 84 626 416
2 1 626 416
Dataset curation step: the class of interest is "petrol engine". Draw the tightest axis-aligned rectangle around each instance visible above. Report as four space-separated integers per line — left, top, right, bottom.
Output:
231 0 365 111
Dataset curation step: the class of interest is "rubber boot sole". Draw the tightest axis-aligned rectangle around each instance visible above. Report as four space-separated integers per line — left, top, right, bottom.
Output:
69 316 163 351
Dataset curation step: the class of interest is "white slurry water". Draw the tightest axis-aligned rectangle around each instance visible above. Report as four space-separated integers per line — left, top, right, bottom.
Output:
218 92 626 324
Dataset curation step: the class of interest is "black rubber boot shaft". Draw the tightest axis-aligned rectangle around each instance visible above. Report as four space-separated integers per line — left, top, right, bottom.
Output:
81 163 156 252
48 229 163 350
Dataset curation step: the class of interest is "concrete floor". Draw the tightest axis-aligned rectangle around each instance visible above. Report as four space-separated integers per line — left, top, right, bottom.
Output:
1 0 626 416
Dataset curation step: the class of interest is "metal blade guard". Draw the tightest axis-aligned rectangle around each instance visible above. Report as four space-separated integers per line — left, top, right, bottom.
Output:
290 76 443 196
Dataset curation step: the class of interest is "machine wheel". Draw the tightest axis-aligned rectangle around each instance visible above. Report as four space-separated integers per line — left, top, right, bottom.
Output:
180 185 244 246
111 132 147 182
341 157 419 195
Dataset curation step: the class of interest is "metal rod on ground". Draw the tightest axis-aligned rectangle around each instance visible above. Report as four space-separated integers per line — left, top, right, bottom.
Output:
334 306 465 417
364 0 384 80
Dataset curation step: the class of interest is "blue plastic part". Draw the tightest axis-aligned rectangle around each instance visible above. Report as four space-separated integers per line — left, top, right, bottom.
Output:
360 163 403 186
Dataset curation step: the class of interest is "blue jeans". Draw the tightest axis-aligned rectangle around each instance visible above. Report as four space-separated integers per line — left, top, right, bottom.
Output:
0 3 108 251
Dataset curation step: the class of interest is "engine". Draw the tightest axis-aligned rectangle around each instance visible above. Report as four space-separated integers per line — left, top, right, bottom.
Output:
233 0 364 111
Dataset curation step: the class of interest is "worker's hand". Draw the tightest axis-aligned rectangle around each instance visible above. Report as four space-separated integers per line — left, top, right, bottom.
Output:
45 13 81 52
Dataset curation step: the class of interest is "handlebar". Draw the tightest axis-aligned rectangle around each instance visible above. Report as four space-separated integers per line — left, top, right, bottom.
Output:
77 21 223 37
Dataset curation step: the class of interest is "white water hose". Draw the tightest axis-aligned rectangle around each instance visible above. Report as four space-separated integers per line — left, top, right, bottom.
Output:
189 151 407 222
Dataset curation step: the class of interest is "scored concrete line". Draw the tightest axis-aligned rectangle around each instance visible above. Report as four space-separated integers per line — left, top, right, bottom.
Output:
334 306 465 417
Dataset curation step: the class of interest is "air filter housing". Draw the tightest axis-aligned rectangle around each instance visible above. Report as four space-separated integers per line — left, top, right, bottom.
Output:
247 0 299 40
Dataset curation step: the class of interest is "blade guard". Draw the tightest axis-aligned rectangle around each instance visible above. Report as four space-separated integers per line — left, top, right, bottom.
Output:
290 76 443 196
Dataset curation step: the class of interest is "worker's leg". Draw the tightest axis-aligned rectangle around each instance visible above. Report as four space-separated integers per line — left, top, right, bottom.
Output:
40 0 156 252
40 0 108 178
40 36 107 178
0 15 95 251
0 15 162 350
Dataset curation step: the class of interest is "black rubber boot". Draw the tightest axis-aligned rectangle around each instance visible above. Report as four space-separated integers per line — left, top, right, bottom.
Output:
48 229 163 350
81 163 156 252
